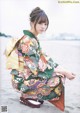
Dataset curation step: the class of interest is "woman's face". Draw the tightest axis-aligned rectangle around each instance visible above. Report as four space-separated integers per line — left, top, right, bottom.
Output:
35 22 47 34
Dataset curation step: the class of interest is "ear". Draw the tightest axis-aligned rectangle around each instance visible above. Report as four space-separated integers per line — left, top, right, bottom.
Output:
30 22 34 28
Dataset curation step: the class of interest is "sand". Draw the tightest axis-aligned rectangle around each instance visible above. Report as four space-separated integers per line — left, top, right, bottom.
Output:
0 37 80 113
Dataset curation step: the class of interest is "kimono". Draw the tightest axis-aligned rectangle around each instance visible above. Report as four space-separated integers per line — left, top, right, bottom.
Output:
5 30 65 111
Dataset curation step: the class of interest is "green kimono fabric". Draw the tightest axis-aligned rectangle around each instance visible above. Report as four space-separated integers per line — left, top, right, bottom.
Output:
7 30 64 110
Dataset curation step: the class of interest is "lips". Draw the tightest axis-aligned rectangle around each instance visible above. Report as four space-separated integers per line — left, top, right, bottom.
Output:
40 29 45 32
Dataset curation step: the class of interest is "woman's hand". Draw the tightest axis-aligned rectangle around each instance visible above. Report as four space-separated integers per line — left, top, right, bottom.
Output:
63 71 75 80
54 65 75 80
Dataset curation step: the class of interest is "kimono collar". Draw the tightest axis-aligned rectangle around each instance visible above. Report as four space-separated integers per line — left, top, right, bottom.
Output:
23 30 41 50
23 30 37 40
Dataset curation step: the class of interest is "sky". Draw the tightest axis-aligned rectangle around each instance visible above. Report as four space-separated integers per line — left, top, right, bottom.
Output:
0 0 80 37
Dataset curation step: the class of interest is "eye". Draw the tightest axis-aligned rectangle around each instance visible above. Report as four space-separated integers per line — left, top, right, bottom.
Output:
38 21 42 24
44 23 47 26
42 22 47 26
38 21 47 26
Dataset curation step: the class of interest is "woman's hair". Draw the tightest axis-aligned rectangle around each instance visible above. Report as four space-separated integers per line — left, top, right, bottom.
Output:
30 7 49 30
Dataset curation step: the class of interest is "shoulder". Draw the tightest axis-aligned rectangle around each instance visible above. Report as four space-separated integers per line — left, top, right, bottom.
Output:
20 35 38 47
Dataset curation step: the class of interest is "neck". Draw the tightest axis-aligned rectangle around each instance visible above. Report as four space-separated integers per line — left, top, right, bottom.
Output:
29 29 38 37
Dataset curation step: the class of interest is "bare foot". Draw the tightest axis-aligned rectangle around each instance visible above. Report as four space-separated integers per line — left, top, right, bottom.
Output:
64 72 76 80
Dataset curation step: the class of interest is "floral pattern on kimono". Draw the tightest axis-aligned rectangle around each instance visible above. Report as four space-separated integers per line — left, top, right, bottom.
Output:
11 30 64 101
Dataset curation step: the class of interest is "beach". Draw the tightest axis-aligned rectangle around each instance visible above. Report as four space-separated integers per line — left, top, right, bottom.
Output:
0 37 80 113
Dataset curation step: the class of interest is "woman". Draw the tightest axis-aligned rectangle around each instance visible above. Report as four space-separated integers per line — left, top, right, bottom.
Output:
5 7 75 111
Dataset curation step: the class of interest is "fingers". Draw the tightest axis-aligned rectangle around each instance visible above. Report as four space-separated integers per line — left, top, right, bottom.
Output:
68 73 76 80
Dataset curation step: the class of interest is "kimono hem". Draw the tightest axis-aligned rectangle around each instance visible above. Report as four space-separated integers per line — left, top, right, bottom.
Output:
6 30 65 111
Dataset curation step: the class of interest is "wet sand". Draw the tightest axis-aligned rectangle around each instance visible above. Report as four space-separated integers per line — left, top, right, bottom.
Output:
0 37 80 113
